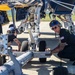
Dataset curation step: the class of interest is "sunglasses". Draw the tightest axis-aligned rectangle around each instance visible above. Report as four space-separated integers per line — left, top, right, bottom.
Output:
52 26 57 30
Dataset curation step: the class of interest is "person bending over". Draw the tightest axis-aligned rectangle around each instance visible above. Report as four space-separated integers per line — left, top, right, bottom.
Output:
47 20 75 65
2 24 21 64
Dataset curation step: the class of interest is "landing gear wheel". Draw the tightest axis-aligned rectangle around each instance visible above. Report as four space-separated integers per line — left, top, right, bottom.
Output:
20 41 29 52
0 55 6 65
39 40 46 63
0 55 3 65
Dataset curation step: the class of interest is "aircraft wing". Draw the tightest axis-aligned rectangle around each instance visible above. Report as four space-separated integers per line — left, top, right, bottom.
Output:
48 0 75 14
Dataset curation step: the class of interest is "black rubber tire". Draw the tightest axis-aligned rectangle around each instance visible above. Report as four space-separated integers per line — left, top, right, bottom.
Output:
0 55 3 65
39 40 46 63
20 41 29 52
0 55 6 65
53 66 68 75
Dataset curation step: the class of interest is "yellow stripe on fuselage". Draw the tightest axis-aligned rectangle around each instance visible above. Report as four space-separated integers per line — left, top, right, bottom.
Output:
0 4 11 11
